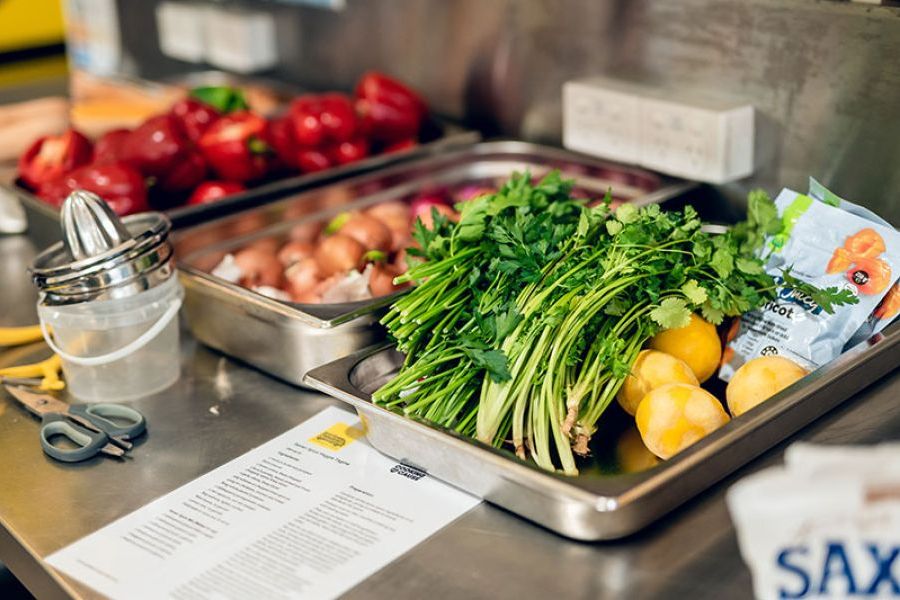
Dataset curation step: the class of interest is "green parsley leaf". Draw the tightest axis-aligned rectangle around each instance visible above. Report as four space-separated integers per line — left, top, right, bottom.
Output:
681 279 708 305
710 248 735 278
780 268 859 314
603 296 630 317
457 195 490 241
700 301 725 325
736 257 765 275
615 203 639 225
748 189 781 234
606 220 623 236
463 347 511 383
576 210 591 237
650 297 692 330
494 307 522 340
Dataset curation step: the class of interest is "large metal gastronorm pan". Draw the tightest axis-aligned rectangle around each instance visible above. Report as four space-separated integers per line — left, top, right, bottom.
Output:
175 141 693 386
304 326 900 541
301 183 900 540
8 119 479 229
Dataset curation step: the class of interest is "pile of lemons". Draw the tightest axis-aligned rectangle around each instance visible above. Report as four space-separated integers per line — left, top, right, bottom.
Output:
617 314 808 461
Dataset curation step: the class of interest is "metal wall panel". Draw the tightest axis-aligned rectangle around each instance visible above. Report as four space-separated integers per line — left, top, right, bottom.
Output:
118 0 900 220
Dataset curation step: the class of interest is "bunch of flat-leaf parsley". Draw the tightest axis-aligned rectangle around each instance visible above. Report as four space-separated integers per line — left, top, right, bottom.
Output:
374 172 850 474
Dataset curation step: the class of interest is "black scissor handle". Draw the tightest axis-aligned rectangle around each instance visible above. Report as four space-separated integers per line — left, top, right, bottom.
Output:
39 413 109 463
68 403 146 440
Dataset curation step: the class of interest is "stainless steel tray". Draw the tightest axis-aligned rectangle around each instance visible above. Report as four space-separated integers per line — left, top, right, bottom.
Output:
304 325 900 541
8 120 479 229
175 141 692 386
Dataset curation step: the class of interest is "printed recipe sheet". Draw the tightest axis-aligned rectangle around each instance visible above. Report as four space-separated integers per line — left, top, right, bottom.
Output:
47 407 480 599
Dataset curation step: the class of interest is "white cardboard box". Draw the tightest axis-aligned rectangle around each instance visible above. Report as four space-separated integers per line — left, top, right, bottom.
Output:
563 77 755 184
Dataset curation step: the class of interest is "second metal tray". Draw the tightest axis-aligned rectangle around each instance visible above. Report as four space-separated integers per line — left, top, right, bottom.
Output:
175 141 692 386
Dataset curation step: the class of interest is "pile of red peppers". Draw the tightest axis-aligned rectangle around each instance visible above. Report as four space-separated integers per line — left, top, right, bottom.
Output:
17 72 428 215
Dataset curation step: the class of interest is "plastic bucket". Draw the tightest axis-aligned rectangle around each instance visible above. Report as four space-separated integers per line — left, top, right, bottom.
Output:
38 276 184 402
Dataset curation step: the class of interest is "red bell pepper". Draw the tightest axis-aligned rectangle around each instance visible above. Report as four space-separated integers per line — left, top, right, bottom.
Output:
158 150 207 192
296 149 332 174
198 111 272 182
121 114 193 178
355 72 426 116
17 129 93 191
289 96 325 148
93 129 131 165
319 93 358 143
37 162 149 216
187 181 247 206
354 72 426 143
327 137 369 166
265 115 298 168
355 98 422 143
170 98 220 143
384 138 418 154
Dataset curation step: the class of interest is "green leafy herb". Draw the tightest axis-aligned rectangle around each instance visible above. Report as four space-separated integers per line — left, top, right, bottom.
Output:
374 173 851 476
733 189 783 255
650 298 692 329
781 268 859 314
700 302 725 325
462 344 511 383
681 280 708 304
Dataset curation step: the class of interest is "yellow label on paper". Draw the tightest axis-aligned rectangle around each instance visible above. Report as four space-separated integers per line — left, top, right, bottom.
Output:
308 422 365 451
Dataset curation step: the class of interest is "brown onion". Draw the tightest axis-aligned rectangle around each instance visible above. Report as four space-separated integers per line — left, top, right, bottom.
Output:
339 214 392 252
369 263 409 298
366 202 410 251
234 247 283 288
393 246 410 273
314 234 366 277
289 221 323 243
245 237 280 255
278 240 315 267
366 201 409 229
285 257 321 298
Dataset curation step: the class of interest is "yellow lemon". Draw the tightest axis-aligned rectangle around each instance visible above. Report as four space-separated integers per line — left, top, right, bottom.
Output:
616 349 698 415
615 426 660 473
649 313 722 383
635 383 730 459
726 356 808 417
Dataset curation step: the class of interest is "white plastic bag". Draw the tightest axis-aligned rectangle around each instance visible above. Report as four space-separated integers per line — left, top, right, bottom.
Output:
727 443 900 600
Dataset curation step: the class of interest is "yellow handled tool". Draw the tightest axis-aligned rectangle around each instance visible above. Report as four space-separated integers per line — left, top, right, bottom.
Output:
0 354 64 391
0 327 65 390
0 325 45 347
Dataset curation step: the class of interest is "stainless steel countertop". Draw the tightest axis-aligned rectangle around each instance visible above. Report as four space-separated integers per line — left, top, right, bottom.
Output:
2 196 900 600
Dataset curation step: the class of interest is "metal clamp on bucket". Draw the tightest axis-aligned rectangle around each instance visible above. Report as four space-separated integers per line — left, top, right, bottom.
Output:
30 191 183 402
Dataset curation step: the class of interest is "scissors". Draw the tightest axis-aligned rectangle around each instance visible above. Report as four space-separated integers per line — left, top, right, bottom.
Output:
4 384 146 463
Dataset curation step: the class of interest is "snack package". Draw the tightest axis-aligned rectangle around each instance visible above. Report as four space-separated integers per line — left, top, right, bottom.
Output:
719 184 900 380
727 443 900 600
807 179 900 346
